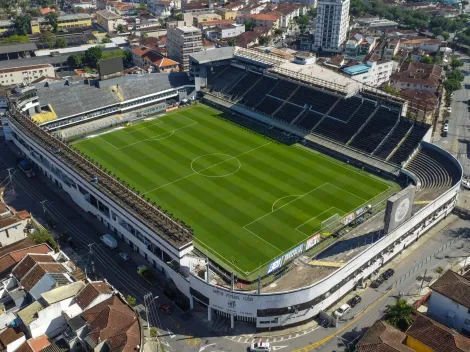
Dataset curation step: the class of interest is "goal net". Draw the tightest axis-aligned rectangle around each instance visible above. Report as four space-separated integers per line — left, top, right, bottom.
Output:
321 213 341 232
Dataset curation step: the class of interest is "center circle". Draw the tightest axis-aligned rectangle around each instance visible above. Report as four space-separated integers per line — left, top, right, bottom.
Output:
191 153 241 178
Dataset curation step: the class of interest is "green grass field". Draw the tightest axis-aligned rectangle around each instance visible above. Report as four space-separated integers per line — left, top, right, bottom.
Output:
74 104 399 280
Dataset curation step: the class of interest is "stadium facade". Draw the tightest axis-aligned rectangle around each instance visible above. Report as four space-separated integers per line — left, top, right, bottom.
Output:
3 48 462 330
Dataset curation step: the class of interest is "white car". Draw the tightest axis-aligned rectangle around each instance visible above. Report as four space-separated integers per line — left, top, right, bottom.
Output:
447 107 452 113
334 303 351 318
443 125 449 132
119 252 130 261
462 180 470 190
250 341 271 352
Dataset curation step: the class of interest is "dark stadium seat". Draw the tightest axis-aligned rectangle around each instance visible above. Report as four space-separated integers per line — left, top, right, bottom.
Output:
226 72 262 101
406 148 458 190
269 80 298 100
374 119 413 159
208 67 246 94
255 96 284 116
240 76 278 108
294 110 324 131
313 100 377 143
289 86 339 113
273 102 303 124
350 107 399 154
389 124 430 165
328 97 363 122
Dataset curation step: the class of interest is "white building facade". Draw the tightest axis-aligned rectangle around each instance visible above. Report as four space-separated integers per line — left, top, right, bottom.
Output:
313 0 350 52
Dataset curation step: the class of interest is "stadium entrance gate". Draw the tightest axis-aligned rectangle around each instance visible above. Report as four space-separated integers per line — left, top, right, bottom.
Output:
214 309 256 323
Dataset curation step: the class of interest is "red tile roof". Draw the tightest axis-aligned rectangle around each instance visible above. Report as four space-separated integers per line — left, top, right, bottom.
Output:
75 281 113 310
390 61 441 87
406 313 470 352
20 263 67 291
12 254 55 280
430 270 470 309
26 335 50 352
81 296 140 352
0 239 49 277
357 320 413 352
0 327 24 350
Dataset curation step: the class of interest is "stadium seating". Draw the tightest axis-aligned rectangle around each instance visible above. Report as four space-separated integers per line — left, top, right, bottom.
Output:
209 67 246 94
269 80 298 100
294 110 324 131
256 96 284 116
273 103 303 124
350 107 399 154
406 148 458 190
389 124 429 165
328 97 363 122
240 76 278 108
289 86 340 114
226 72 261 101
313 101 377 143
374 119 413 159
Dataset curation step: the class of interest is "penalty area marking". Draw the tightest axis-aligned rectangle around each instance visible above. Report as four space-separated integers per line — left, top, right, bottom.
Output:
272 194 302 212
190 153 241 178
294 206 345 237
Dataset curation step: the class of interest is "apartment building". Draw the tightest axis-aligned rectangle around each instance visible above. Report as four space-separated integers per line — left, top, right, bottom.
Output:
0 64 55 86
95 10 127 32
313 0 350 52
166 26 202 71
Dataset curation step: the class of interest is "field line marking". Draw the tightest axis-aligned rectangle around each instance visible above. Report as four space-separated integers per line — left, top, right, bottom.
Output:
295 207 334 232
272 194 302 212
143 142 272 194
293 144 392 189
99 136 119 149
327 183 368 202
243 183 329 229
123 119 164 133
243 225 284 254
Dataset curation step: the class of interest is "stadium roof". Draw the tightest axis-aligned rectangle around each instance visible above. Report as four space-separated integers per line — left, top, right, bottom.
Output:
36 72 192 118
190 47 236 64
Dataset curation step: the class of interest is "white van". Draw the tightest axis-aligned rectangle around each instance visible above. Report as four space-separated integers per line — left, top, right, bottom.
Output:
100 234 118 249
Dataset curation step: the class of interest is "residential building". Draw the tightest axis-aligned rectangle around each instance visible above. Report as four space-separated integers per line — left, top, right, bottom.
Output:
400 38 442 53
352 17 398 32
70 0 96 10
0 21 14 35
390 61 441 92
357 320 414 352
325 54 345 67
235 31 262 48
400 89 438 122
166 26 202 71
343 59 393 87
406 312 470 351
427 270 470 336
383 38 400 60
30 14 92 34
204 24 245 41
274 3 306 32
0 327 25 352
95 10 127 33
223 1 245 11
299 33 314 51
344 33 377 58
131 47 180 72
0 64 55 86
240 13 280 29
0 199 30 247
0 241 52 280
313 0 350 52
214 8 238 20
15 335 56 352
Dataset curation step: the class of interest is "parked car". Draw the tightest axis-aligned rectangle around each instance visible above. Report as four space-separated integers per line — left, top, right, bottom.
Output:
447 107 452 113
334 303 351 318
119 252 130 261
444 119 449 124
347 295 362 308
100 234 117 249
159 303 172 315
371 276 385 288
443 125 449 133
382 268 395 280
250 341 271 352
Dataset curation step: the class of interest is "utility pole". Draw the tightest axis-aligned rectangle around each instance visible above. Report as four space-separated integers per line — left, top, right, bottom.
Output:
144 293 152 333
6 168 13 183
420 269 428 291
39 200 47 215
85 243 95 279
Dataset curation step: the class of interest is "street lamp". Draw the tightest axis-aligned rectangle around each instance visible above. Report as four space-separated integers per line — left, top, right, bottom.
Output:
144 293 159 333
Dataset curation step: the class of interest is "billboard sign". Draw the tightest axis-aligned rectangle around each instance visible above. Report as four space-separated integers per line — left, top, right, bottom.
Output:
384 185 416 234
267 243 305 274
342 212 355 225
305 234 321 250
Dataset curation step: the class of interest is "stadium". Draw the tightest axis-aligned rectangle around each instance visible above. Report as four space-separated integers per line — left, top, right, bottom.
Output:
3 48 462 330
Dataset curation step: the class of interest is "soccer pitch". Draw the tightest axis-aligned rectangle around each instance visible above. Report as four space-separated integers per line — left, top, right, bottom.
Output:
74 104 399 280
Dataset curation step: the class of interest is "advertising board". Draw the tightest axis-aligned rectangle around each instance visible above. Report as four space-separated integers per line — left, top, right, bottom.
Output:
266 243 306 275
341 212 355 225
305 234 321 250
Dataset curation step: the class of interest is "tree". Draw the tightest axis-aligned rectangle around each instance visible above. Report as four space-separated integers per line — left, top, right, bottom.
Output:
421 56 433 64
40 31 56 48
446 69 464 82
67 53 83 68
14 14 31 35
244 19 254 31
227 38 236 46
150 328 157 338
384 299 414 331
274 28 284 37
30 229 59 252
45 12 58 32
307 7 317 18
442 32 450 41
176 13 183 21
101 37 111 43
434 56 441 65
126 295 136 307
450 56 464 69
443 79 462 95
55 38 67 48
258 36 270 45
116 24 126 33
383 85 400 97
84 46 103 68
295 14 310 33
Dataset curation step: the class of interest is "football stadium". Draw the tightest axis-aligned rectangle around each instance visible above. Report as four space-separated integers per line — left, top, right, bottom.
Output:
3 48 462 330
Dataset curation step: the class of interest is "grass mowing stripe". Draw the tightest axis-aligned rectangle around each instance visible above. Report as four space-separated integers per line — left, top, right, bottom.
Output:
74 104 400 279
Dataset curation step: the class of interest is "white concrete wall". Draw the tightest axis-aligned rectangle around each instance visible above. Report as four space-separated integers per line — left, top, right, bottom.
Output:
30 275 57 301
30 297 74 338
0 219 28 247
428 291 470 333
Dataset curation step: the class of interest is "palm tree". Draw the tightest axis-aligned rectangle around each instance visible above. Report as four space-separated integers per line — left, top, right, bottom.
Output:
384 298 414 331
